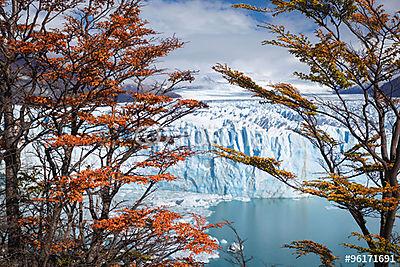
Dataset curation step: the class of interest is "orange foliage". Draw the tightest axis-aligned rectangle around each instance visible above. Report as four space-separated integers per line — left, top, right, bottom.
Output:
51 134 104 147
37 168 178 203
92 208 153 232
303 175 400 212
93 209 223 256
136 148 194 169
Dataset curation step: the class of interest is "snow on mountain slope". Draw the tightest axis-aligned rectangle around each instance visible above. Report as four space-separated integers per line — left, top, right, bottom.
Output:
158 100 353 198
175 73 331 101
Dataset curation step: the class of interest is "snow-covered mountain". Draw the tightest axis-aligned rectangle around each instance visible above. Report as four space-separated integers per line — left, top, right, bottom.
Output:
160 100 353 198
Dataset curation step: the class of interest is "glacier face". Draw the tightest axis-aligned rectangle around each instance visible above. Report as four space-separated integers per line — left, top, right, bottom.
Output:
17 99 354 199
159 100 353 198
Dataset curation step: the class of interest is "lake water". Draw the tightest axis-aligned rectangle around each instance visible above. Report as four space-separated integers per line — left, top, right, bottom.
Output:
207 198 399 267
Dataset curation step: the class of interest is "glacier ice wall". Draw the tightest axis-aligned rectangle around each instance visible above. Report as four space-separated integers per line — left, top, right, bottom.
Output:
17 100 353 199
159 100 353 198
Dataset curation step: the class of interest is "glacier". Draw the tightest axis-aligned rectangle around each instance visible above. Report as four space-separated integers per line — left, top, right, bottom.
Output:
16 98 354 199
159 100 353 198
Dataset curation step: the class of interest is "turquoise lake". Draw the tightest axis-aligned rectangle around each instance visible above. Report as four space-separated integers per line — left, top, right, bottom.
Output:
207 198 399 267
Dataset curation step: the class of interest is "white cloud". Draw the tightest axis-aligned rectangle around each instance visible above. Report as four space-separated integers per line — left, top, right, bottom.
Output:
141 0 321 99
143 0 254 35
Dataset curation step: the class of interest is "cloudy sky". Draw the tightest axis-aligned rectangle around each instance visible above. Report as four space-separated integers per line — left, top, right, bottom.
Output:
140 0 317 98
141 0 398 99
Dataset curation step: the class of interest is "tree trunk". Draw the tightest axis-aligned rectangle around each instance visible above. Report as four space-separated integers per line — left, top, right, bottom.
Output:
40 204 62 267
4 147 21 260
86 193 112 264
3 101 22 261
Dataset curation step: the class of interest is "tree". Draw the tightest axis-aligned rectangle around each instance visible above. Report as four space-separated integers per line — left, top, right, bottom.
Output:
222 222 253 267
213 0 400 266
0 0 222 266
